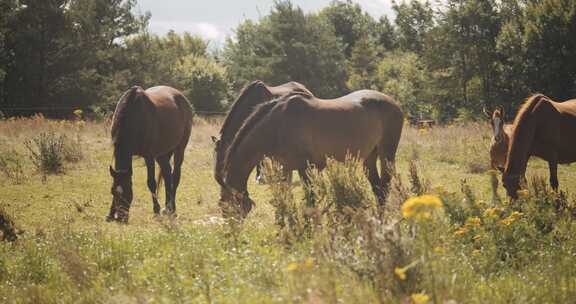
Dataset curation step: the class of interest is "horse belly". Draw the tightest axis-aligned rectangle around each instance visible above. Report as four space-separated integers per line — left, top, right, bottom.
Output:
296 111 382 164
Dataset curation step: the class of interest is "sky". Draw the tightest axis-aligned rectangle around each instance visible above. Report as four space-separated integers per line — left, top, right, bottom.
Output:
136 0 395 46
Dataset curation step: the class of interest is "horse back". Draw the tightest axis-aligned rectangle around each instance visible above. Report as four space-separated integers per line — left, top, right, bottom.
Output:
142 86 193 157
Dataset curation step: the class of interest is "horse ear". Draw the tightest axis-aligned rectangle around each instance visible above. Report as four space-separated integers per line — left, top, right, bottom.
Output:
482 106 491 119
109 165 116 177
211 136 219 144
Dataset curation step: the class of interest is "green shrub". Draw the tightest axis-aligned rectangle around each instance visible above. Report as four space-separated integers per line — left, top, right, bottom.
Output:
175 55 228 112
25 132 65 175
0 150 26 184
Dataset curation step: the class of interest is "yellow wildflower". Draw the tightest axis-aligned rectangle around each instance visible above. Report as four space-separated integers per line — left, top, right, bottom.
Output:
454 227 468 236
411 293 430 304
473 234 482 241
402 195 443 220
517 189 530 198
394 267 407 280
472 249 481 256
465 216 481 227
286 262 299 272
433 246 445 254
500 211 522 226
483 207 499 218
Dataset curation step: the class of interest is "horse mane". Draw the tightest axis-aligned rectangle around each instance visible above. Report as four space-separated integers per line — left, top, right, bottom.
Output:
223 98 282 174
512 93 548 127
111 86 141 144
219 80 269 142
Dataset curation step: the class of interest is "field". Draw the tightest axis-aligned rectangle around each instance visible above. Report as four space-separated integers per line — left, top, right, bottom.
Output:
1 115 576 303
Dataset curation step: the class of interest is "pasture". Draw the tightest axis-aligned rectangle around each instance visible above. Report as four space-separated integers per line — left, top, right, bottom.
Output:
1 115 576 303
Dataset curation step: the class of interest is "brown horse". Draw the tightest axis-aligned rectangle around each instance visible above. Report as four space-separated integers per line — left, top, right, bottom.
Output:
212 80 313 185
219 90 404 217
108 86 194 222
487 106 514 172
503 94 576 199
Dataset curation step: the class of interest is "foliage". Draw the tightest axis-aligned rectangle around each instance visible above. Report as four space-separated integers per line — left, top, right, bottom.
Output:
175 55 228 112
25 132 66 175
223 0 348 98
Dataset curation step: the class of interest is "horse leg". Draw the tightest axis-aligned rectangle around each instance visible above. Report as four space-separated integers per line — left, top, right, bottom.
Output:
364 149 384 206
255 162 264 184
157 153 174 215
145 157 161 215
170 145 187 214
548 160 559 191
283 167 293 184
106 201 117 221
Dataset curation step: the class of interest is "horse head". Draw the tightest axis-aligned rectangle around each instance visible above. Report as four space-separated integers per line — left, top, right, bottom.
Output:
108 166 133 222
502 173 521 199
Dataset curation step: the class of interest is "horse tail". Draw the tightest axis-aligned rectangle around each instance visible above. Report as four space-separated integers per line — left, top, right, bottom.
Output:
224 99 279 174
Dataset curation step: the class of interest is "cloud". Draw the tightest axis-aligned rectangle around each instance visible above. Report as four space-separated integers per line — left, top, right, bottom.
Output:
149 21 229 44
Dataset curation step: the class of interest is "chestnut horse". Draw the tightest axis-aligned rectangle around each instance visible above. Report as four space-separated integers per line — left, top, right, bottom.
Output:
108 86 194 222
219 90 404 217
487 106 514 172
212 80 313 185
503 94 576 198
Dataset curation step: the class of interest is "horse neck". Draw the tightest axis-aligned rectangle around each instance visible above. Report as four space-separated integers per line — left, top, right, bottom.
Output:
505 119 536 177
220 88 270 145
224 125 272 193
113 143 132 172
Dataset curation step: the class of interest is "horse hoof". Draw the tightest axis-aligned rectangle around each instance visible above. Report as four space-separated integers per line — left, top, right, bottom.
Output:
162 209 177 217
105 215 115 222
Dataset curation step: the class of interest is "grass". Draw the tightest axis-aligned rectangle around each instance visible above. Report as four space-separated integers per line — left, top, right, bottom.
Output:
0 116 576 303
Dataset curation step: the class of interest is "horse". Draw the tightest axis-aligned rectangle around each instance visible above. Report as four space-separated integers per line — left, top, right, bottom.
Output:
108 86 194 222
212 80 313 186
503 94 576 199
219 90 404 217
486 106 514 172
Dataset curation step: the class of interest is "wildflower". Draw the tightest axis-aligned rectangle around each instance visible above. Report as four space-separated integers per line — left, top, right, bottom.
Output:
500 211 522 226
473 234 482 241
472 249 481 256
394 267 407 280
483 207 499 218
433 246 445 254
402 195 443 220
411 293 430 304
517 189 530 198
465 216 481 227
454 227 468 236
286 262 299 272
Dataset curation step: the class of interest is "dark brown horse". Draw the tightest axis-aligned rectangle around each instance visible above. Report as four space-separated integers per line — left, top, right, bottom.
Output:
108 86 194 222
503 94 576 198
212 80 313 185
487 106 514 172
219 90 404 217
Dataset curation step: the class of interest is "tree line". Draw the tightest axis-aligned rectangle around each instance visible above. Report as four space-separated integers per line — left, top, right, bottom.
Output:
0 0 575 121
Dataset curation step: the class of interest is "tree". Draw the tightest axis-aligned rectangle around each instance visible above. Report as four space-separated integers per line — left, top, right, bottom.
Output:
224 1 348 98
1 0 148 116
393 0 434 54
320 0 379 57
175 55 228 112
375 52 432 120
346 36 380 90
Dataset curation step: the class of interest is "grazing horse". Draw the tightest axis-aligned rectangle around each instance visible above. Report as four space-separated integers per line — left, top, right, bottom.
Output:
212 80 313 186
503 94 576 199
487 106 514 172
219 90 404 217
108 86 194 222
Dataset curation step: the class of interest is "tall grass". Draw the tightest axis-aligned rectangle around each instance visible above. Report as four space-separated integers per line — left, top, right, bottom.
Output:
1 116 576 303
